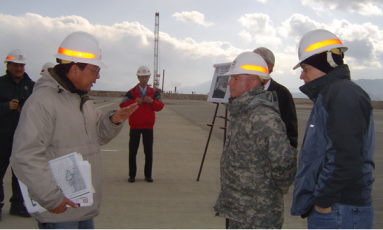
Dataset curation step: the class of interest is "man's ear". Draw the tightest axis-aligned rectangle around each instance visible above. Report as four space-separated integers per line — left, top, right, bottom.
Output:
267 63 274 74
69 65 78 78
249 76 260 89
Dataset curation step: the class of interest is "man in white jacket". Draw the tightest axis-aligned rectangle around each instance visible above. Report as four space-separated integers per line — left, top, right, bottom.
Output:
10 31 137 229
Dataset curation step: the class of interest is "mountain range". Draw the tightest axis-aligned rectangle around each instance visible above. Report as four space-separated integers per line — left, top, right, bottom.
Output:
177 79 383 101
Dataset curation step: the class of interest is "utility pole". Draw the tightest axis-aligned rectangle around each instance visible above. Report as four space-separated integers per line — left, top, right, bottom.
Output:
162 69 165 92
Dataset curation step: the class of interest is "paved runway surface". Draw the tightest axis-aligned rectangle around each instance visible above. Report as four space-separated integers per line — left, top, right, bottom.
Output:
1 98 382 228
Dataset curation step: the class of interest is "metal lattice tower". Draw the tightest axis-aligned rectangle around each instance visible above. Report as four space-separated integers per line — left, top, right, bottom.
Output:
153 12 160 89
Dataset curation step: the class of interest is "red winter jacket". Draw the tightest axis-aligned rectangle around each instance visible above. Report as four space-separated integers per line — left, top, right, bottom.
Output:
119 84 164 129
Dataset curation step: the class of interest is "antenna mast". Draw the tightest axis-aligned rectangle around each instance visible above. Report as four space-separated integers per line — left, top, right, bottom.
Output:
153 12 160 89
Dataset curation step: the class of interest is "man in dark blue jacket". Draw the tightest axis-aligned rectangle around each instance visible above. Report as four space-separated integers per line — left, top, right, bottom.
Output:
0 49 34 220
290 29 375 229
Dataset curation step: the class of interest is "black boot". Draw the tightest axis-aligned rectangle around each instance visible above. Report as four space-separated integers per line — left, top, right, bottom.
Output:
0 203 3 221
9 203 31 218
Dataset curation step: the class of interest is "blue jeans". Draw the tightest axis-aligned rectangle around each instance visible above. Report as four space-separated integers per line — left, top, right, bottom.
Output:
307 203 373 229
38 218 94 229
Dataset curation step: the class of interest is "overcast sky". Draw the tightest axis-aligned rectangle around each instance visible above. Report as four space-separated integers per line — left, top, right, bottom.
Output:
1 0 382 94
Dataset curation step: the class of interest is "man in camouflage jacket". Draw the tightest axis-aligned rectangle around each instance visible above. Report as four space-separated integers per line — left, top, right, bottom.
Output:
214 52 297 229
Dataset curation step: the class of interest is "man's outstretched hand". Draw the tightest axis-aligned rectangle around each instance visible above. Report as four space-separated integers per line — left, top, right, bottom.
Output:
111 103 138 124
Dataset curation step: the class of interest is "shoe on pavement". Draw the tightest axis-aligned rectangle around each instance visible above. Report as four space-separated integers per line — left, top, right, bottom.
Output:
0 203 3 221
128 177 135 183
145 177 153 182
9 204 31 218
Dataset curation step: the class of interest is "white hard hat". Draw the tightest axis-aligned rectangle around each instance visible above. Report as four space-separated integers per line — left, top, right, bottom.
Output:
54 31 108 68
223 52 270 80
293 29 348 70
40 62 55 75
4 49 27 64
136 65 151 76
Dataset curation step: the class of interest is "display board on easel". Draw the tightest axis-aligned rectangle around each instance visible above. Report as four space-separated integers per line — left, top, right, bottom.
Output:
197 62 231 181
207 62 232 104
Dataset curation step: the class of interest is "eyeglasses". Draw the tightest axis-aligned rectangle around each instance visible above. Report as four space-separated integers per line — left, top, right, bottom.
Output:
301 65 312 75
85 67 100 77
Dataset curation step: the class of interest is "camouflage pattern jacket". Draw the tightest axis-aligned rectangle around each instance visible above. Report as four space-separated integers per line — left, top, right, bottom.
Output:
214 87 297 228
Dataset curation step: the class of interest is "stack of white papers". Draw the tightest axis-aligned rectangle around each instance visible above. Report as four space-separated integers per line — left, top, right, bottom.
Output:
19 152 94 213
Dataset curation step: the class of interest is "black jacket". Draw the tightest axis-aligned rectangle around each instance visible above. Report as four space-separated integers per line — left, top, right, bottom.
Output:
0 71 35 135
267 78 298 148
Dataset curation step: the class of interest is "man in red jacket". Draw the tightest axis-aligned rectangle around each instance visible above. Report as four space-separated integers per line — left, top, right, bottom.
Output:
120 66 164 183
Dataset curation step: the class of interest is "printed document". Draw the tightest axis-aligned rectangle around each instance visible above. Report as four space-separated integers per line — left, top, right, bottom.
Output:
19 152 93 213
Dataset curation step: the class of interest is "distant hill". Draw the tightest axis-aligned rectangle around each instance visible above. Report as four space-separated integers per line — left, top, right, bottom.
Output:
291 92 308 99
175 79 383 101
290 79 383 100
176 81 211 95
286 79 383 100
353 79 383 101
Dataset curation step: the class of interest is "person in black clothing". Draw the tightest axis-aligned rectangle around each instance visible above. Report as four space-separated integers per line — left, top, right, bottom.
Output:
0 49 34 220
253 47 298 148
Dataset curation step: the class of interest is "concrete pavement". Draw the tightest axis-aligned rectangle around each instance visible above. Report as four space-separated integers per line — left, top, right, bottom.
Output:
1 97 382 228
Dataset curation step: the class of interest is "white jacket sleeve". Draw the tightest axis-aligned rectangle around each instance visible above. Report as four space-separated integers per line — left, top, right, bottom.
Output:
10 99 64 211
95 109 124 146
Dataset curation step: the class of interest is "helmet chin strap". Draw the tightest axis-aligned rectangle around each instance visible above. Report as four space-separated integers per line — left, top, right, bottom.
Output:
327 51 338 68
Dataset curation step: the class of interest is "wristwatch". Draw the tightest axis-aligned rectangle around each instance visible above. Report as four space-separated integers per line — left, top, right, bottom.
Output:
150 99 154 104
109 110 121 125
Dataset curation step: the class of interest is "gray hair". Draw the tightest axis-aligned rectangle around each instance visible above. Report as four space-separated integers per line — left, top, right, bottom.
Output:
253 47 275 67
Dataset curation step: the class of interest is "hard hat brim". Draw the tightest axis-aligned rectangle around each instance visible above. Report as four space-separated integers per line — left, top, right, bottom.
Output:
222 69 270 80
99 60 109 68
293 62 301 70
137 74 151 77
4 60 27 64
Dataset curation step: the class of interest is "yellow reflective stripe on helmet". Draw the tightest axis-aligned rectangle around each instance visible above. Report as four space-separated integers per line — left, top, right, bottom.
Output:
58 47 97 59
240 65 269 74
305 39 342 52
6 56 15 60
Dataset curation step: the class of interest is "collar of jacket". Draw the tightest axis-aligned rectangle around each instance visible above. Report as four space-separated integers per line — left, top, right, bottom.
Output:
5 70 32 84
228 87 279 116
49 68 91 111
299 64 351 101
134 83 152 93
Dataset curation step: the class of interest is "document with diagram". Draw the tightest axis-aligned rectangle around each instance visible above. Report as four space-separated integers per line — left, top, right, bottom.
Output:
19 152 93 213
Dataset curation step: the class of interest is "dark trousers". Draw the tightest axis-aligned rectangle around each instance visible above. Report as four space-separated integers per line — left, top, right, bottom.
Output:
129 129 153 178
38 218 94 229
0 135 24 206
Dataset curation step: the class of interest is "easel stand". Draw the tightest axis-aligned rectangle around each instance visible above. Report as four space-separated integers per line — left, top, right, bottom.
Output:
196 102 228 181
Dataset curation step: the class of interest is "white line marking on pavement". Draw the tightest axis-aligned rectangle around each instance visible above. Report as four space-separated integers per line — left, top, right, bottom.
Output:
96 102 116 109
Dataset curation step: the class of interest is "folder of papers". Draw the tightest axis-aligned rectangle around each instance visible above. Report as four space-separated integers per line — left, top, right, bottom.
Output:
19 152 94 213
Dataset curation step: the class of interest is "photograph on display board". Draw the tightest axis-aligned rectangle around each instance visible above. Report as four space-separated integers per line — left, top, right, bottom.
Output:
207 62 231 103
212 75 229 99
